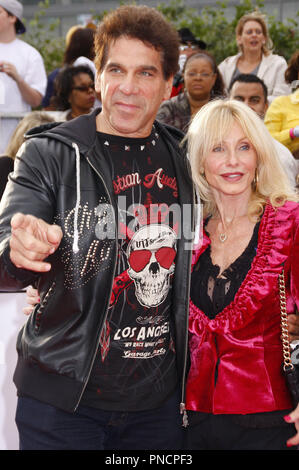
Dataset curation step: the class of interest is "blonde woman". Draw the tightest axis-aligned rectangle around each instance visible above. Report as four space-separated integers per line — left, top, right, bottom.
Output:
218 11 290 102
185 99 299 450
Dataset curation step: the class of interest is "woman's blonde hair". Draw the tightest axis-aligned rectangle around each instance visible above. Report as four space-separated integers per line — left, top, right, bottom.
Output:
186 99 298 220
5 111 54 159
236 11 272 56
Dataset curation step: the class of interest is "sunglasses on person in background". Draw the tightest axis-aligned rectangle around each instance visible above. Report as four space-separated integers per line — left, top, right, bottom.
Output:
185 72 215 79
72 83 95 92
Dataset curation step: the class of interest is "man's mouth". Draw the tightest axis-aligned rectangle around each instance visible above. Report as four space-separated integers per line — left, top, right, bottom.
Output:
116 101 139 111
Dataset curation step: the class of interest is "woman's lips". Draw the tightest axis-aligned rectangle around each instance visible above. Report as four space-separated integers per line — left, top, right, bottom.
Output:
220 172 244 182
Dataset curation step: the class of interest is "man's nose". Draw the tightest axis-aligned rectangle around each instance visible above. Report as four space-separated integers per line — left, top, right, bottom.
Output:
119 74 138 94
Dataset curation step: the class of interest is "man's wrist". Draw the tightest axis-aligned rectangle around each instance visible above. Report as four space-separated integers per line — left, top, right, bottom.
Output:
14 73 22 85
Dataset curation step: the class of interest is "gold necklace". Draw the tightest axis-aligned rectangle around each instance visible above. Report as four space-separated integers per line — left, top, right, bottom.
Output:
218 219 233 243
219 232 227 243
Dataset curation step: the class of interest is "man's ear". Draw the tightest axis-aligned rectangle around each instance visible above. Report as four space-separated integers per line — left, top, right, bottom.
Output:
95 72 101 94
7 13 17 29
264 100 269 114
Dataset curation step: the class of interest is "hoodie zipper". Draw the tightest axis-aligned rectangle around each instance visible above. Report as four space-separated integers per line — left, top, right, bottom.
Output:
73 153 118 411
180 184 196 427
180 248 192 428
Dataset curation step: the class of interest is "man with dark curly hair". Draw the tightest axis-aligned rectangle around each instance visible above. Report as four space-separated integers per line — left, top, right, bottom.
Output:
0 5 194 450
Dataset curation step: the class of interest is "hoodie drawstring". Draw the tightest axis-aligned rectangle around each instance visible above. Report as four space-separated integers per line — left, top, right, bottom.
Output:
72 142 81 253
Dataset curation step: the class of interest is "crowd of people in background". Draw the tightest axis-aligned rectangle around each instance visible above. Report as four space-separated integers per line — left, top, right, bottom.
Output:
0 0 299 452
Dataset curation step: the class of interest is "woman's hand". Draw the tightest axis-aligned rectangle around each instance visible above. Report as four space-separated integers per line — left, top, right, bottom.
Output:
23 286 40 316
288 311 299 342
285 404 299 447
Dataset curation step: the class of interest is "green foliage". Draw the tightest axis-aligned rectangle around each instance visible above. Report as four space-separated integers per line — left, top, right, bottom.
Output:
22 0 65 74
21 0 299 74
268 14 299 59
158 0 299 63
156 0 193 25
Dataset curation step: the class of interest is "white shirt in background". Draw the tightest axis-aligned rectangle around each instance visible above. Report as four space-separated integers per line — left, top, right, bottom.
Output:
0 38 47 153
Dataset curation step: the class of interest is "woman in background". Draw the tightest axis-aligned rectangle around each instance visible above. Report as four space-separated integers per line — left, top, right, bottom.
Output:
218 11 289 102
185 99 299 450
0 111 54 200
156 51 224 132
42 26 96 109
48 65 96 121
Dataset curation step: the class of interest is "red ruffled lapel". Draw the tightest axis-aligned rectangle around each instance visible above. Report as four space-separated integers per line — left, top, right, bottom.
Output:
189 201 298 335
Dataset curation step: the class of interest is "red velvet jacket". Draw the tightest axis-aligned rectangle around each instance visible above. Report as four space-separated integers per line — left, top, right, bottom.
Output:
186 201 299 414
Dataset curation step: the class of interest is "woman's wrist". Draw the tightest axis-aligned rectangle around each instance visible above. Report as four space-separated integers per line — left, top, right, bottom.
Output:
290 126 299 139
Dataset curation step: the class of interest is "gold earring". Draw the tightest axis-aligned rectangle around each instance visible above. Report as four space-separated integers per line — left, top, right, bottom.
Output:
253 169 259 189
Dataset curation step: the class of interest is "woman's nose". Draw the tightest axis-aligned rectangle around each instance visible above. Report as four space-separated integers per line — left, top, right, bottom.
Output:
226 149 238 165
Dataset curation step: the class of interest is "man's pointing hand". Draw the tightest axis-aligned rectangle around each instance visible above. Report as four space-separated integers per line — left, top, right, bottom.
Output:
10 213 63 272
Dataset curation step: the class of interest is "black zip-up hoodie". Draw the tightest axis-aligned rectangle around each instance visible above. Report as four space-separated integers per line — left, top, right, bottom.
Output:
0 109 195 414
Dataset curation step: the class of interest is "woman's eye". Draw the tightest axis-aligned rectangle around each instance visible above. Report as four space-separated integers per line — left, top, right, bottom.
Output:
212 146 223 152
240 143 250 150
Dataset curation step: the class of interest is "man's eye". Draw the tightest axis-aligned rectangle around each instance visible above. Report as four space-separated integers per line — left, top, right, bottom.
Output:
109 67 122 73
140 71 153 77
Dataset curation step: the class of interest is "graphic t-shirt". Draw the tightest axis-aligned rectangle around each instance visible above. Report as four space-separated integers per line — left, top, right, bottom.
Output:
81 128 180 411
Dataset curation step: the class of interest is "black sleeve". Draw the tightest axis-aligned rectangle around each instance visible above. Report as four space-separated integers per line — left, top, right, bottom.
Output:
0 139 58 291
0 157 14 201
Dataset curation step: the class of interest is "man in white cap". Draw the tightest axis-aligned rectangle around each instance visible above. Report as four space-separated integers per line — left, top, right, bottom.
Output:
0 0 47 152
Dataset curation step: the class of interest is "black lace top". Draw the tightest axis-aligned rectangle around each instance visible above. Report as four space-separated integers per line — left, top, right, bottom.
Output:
190 221 260 317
